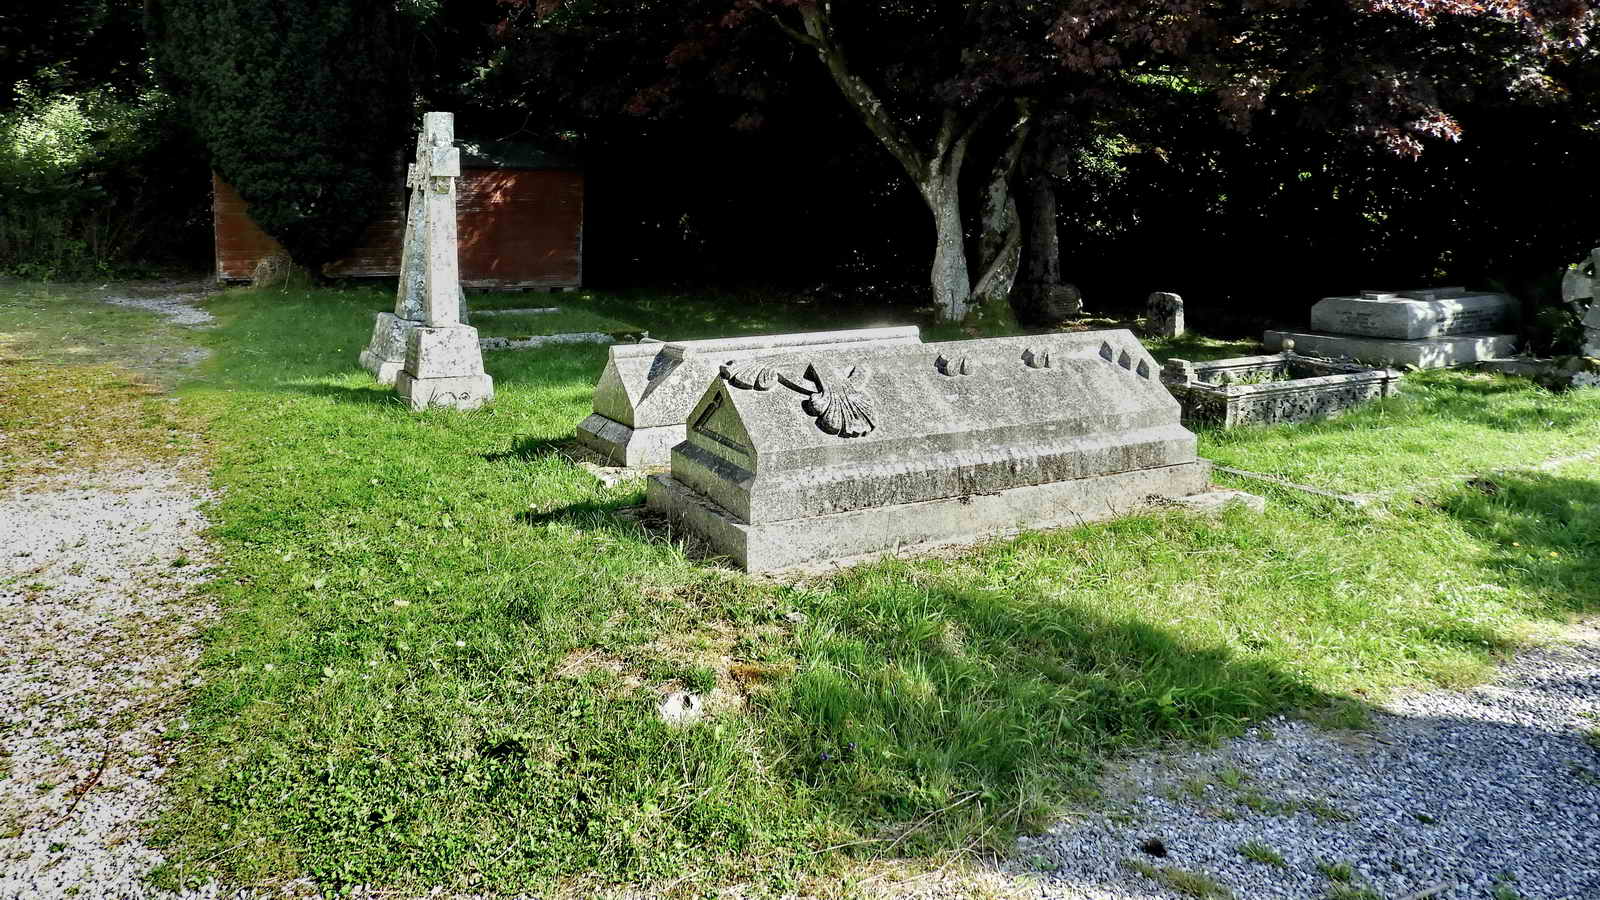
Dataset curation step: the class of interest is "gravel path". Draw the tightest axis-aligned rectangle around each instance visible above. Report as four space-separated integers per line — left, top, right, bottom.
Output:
1008 624 1600 900
103 285 216 328
0 467 218 899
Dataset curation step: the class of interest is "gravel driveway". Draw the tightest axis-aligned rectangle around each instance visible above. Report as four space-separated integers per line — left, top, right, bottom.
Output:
1006 624 1600 900
0 467 216 900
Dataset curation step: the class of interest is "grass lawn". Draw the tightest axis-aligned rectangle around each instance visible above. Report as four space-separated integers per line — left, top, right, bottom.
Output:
4 281 1598 896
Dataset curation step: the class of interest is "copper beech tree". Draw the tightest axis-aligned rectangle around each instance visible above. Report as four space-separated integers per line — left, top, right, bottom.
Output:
508 0 1593 323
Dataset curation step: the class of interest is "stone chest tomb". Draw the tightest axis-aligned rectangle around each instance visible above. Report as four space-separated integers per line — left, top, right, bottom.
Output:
577 327 920 467
1161 352 1402 428
1265 287 1519 368
645 330 1214 572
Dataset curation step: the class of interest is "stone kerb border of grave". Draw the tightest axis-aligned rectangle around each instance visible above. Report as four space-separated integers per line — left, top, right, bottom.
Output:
646 330 1258 573
1161 352 1403 428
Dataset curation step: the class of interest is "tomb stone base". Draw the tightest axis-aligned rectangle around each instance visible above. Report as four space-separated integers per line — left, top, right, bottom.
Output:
394 371 494 412
1263 330 1516 369
646 461 1212 574
360 313 422 386
576 414 682 468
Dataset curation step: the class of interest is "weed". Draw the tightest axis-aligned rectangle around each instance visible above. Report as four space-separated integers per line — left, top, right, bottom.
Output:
1306 798 1356 823
1121 859 1233 898
1317 860 1355 882
1236 840 1285 867
1216 766 1246 789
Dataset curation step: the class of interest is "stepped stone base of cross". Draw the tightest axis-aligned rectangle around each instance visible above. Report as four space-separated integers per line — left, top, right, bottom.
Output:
395 325 493 411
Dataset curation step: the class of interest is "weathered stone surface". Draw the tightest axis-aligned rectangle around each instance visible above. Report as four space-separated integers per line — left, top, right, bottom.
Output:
1309 289 1517 340
645 330 1215 572
1263 330 1516 368
1161 353 1401 428
480 332 623 351
577 327 920 467
388 111 492 411
1584 301 1600 358
1562 249 1598 308
359 312 419 386
648 463 1210 572
1147 291 1184 338
405 326 487 379
394 371 494 412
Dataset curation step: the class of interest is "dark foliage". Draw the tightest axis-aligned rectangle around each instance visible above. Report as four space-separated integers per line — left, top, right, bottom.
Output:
147 0 414 270
0 1 149 111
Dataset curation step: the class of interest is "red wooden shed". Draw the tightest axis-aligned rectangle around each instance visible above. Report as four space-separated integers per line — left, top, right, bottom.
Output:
213 142 584 290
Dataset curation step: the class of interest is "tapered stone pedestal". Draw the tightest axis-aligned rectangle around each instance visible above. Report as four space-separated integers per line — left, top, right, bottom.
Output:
395 325 494 411
360 313 421 385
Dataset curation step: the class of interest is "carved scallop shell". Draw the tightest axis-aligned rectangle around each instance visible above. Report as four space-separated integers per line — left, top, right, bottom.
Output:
1118 349 1133 370
936 353 973 376
1136 359 1151 379
721 360 783 390
801 364 876 437
1100 341 1115 362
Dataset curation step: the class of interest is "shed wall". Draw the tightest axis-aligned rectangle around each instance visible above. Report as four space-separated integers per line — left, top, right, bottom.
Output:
213 168 584 288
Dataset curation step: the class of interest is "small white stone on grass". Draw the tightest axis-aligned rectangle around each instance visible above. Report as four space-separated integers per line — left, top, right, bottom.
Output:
657 691 705 727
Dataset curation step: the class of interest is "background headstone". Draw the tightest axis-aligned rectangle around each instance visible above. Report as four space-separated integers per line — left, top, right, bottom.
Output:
1147 291 1184 338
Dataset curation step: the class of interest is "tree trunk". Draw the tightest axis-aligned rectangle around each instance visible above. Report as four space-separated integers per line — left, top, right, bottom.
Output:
968 103 1031 329
786 2 993 323
1025 172 1060 285
922 174 973 322
1013 139 1082 324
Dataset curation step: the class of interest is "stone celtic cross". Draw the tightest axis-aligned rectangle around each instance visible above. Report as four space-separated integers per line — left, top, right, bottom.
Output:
414 112 462 327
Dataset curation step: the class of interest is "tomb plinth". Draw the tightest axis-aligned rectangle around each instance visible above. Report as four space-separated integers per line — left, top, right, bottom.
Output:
388 112 493 411
1265 287 1519 368
577 327 920 467
645 330 1220 572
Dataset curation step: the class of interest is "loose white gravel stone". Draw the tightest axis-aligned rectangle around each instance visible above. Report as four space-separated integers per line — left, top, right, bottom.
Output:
1004 624 1600 900
0 467 219 899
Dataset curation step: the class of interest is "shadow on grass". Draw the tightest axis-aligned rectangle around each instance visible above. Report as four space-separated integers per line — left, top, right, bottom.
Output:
768 565 1357 851
290 381 404 407
1438 469 1600 610
484 434 578 464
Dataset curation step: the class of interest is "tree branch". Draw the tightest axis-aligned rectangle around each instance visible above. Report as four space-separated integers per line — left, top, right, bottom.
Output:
786 1 927 177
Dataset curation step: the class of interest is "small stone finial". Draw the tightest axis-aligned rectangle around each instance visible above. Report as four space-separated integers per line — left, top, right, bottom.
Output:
1281 338 1296 353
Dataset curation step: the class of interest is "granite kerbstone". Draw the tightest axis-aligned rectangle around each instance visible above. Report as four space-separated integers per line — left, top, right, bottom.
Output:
577 327 920 467
1309 288 1518 339
646 330 1222 572
1262 330 1517 368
